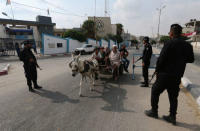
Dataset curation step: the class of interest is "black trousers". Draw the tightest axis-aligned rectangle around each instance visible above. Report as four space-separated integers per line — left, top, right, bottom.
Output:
24 65 38 88
142 64 149 85
151 75 181 116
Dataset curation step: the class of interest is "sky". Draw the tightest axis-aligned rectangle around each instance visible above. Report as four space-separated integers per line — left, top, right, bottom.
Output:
0 0 200 37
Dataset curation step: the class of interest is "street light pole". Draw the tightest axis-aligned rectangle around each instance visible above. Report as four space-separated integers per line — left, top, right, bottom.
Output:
156 5 166 40
2 12 12 19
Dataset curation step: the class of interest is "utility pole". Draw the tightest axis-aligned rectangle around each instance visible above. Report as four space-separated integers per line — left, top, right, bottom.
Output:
94 0 97 45
104 0 110 17
156 5 166 41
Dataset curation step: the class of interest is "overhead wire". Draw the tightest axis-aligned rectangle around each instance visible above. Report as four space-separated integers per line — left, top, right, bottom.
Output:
41 0 83 17
10 1 85 17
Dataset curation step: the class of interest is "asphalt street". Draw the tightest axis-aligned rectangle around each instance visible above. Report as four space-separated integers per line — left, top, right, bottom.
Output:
0 49 200 131
194 49 200 66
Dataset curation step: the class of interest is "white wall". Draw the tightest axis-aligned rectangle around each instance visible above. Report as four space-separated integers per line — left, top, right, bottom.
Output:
0 25 8 38
68 38 85 53
110 40 116 49
101 39 108 47
88 39 99 47
43 34 67 55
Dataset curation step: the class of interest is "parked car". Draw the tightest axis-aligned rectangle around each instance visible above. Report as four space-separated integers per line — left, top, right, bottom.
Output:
75 44 96 55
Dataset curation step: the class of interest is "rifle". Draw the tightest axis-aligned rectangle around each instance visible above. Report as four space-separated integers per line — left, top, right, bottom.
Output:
149 72 157 83
135 57 142 63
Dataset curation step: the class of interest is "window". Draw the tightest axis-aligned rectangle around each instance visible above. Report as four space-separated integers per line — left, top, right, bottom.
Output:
57 43 63 48
87 45 92 48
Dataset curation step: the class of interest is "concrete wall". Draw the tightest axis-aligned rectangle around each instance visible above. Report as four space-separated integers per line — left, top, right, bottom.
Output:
87 39 99 47
100 39 108 47
42 34 67 55
109 40 116 49
88 17 112 37
111 24 117 35
67 38 85 53
0 25 8 38
41 34 120 55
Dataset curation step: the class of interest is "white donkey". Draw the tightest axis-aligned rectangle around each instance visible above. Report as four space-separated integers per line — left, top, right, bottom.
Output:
69 54 99 97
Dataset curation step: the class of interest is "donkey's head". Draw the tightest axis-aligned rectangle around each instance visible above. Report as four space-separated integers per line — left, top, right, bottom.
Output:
69 54 81 77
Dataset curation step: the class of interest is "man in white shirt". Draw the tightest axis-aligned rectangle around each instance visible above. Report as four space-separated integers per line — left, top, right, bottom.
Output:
109 45 121 80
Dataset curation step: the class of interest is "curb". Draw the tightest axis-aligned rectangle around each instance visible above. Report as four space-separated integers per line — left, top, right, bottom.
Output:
181 77 200 107
0 64 10 76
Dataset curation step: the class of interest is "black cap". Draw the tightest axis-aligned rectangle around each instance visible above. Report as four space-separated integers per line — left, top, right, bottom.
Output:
143 37 149 43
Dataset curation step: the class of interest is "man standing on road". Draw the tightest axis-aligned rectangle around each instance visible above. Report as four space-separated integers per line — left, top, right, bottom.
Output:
141 37 152 87
145 24 194 125
19 40 42 92
120 44 130 73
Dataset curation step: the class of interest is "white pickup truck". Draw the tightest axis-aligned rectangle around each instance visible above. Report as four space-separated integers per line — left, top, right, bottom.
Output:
75 44 96 55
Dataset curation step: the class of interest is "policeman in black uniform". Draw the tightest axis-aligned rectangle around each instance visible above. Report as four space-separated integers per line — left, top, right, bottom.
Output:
145 24 194 125
20 40 42 92
141 37 152 87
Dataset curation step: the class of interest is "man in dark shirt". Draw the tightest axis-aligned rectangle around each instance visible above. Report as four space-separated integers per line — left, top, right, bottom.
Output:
119 45 130 72
141 37 152 87
19 40 42 92
145 24 194 125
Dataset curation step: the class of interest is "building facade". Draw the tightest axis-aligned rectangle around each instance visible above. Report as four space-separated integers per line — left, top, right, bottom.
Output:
183 19 200 42
88 17 113 37
0 16 56 50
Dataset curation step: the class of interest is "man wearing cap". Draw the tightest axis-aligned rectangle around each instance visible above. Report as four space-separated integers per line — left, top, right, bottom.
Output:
145 24 194 125
141 37 152 87
109 45 121 80
19 40 42 92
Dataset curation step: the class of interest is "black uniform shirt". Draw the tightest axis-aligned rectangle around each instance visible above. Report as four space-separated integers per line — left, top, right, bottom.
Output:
142 43 152 64
156 38 194 78
20 48 37 67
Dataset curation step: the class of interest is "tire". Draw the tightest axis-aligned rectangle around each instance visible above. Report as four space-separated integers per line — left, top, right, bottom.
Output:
81 50 86 55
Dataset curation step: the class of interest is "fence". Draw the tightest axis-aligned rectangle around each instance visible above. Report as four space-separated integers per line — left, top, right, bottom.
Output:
0 38 15 56
132 54 160 80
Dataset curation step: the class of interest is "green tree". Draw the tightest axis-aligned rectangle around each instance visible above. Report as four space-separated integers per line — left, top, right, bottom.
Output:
82 20 96 39
151 39 157 45
159 36 170 43
63 29 86 42
116 23 124 43
131 39 139 44
104 34 117 42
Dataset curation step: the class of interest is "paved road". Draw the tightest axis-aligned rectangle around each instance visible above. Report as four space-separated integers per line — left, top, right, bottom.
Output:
194 49 200 66
0 49 200 131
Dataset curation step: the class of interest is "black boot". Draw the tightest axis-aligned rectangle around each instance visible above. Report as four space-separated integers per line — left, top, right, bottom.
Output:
141 84 149 87
29 87 35 92
34 85 42 89
163 115 176 125
145 109 158 119
33 82 42 89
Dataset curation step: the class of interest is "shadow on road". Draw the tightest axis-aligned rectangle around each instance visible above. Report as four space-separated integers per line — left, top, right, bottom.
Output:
100 82 135 113
176 122 200 131
35 89 80 104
